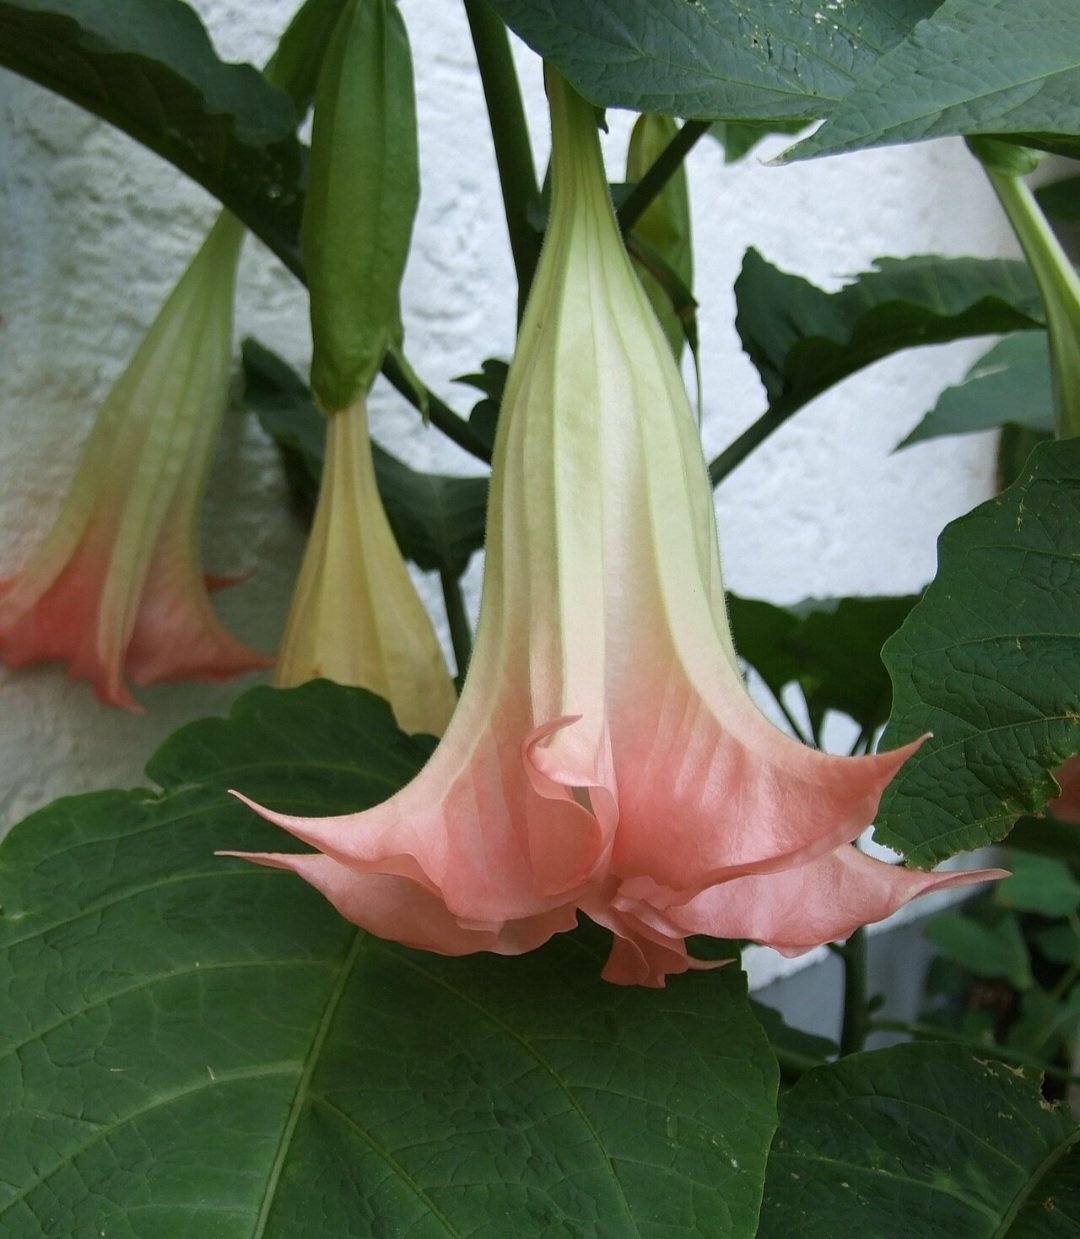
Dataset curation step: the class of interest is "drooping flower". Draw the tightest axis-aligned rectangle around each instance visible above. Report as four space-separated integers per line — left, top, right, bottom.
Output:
226 69 1002 985
273 392 457 736
272 0 456 734
0 212 271 710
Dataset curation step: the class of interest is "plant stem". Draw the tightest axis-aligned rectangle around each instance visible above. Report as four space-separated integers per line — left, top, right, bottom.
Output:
440 570 474 684
708 405 792 487
771 687 813 748
464 0 541 318
839 925 870 1056
381 351 492 464
617 119 710 235
972 141 1080 440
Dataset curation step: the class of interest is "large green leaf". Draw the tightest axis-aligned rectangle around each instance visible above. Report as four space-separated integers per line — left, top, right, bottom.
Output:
728 593 918 738
484 0 938 121
758 1043 1080 1238
897 332 1055 449
876 439 1080 865
735 249 1044 419
789 0 1080 162
0 0 306 273
243 340 489 578
0 681 779 1236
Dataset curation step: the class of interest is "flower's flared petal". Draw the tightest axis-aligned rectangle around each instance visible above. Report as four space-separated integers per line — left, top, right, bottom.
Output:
125 533 272 687
584 890 729 987
217 849 579 957
613 659 927 893
0 500 269 710
229 705 618 927
668 844 1008 955
0 517 138 709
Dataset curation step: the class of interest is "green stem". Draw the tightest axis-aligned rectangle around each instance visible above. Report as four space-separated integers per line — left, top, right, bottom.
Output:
772 688 813 748
708 405 791 487
617 119 710 235
440 570 474 684
973 142 1080 440
464 0 541 318
381 352 491 463
1028 958 1080 1053
839 925 870 1056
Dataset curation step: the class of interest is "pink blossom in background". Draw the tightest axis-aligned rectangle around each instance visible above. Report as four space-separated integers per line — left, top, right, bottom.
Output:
0 213 271 710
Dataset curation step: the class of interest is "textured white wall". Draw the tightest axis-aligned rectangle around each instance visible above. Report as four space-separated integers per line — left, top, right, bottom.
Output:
0 0 1016 855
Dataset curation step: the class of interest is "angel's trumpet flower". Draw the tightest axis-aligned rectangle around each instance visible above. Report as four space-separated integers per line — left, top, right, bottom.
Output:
0 213 271 710
273 0 456 735
226 70 1001 985
273 392 457 735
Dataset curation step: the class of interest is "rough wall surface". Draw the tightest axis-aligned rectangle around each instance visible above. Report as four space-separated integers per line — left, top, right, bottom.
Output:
0 1 1015 854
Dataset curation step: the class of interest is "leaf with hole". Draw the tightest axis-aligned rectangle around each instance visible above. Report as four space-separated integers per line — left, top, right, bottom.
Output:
484 0 938 121
788 0 1080 163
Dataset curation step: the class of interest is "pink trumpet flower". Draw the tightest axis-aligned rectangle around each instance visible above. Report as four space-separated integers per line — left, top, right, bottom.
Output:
0 213 272 710
225 71 1002 985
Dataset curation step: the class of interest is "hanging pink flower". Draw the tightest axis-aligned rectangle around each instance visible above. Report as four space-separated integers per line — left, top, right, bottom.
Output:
0 214 271 710
225 71 1001 985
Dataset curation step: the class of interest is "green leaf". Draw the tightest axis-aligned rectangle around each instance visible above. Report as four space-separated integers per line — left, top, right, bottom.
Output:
728 593 919 736
708 118 805 163
898 333 1055 449
1007 984 1080 1060
735 249 1044 422
243 340 488 578
924 910 1034 990
877 439 1080 866
1034 923 1080 967
484 0 938 122
788 0 1080 163
455 357 510 456
0 0 306 273
1010 814 1080 867
1037 175 1080 227
750 1000 838 1071
758 1043 1080 1238
0 681 779 1236
265 0 351 114
995 852 1080 918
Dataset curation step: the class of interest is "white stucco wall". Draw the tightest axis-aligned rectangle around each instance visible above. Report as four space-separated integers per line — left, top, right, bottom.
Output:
0 0 1016 878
